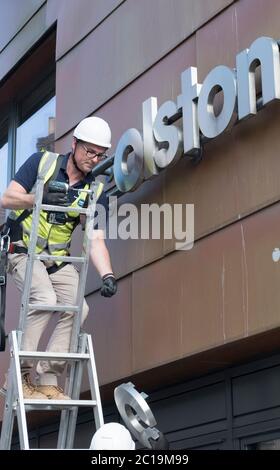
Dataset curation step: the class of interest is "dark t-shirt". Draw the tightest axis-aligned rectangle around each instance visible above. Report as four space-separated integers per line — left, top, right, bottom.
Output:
13 152 108 229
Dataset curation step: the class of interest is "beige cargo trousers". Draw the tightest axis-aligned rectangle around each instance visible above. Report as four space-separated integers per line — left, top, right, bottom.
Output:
8 251 89 386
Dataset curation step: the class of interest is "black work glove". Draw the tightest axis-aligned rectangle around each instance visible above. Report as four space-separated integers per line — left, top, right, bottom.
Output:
42 190 69 206
101 273 117 297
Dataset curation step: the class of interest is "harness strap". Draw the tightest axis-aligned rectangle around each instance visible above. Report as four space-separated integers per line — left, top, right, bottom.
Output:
8 245 28 255
6 154 64 242
7 244 68 275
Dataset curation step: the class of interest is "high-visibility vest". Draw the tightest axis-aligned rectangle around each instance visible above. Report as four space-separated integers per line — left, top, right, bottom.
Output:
10 151 104 264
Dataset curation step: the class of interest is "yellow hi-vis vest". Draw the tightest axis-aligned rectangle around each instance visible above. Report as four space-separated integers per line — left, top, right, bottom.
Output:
11 151 104 264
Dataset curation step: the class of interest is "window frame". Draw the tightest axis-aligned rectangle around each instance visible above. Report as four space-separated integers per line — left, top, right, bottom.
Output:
0 29 56 185
240 428 280 450
0 118 9 195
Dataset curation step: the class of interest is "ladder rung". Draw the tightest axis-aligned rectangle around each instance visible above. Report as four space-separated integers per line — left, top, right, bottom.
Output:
41 204 89 214
19 351 90 360
28 304 79 312
24 399 97 411
34 255 86 263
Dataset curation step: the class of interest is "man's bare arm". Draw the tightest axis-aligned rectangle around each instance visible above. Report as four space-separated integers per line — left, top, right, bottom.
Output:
90 229 114 278
1 181 34 210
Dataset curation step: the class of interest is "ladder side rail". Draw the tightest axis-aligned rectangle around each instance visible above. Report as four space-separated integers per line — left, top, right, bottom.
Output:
68 182 98 354
0 334 18 449
63 184 103 443
0 384 15 449
64 334 88 449
87 334 104 429
58 182 98 448
57 334 87 448
18 177 45 335
11 331 29 449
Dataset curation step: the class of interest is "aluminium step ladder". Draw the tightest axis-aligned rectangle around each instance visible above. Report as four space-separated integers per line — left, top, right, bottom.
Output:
0 171 104 449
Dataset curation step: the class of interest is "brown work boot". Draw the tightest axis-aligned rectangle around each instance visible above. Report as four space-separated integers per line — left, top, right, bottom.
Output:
22 374 46 399
36 385 71 400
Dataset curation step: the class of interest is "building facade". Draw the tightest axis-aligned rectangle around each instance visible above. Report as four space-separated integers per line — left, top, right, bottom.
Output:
1 0 280 449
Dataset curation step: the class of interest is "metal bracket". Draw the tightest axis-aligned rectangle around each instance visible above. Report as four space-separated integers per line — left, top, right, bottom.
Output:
0 228 10 253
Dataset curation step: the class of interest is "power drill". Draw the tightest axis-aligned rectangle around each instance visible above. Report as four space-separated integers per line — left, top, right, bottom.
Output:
48 181 69 194
46 181 92 225
48 181 93 195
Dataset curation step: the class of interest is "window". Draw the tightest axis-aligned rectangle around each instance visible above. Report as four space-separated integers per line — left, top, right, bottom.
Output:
16 95 56 171
240 430 280 450
248 439 280 450
0 29 56 183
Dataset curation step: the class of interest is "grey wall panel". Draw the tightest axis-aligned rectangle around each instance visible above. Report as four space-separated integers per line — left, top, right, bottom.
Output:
55 0 233 61
131 203 280 374
196 2 238 81
150 382 226 433
84 277 133 386
0 0 46 51
73 420 96 449
55 0 124 60
236 0 280 52
45 0 62 28
163 101 280 254
55 0 233 139
4 211 280 407
37 430 58 449
232 366 280 417
55 33 196 149
61 189 280 379
0 4 48 81
170 432 228 450
55 0 280 273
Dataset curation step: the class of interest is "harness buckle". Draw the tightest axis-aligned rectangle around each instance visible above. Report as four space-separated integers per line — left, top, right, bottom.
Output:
0 228 10 253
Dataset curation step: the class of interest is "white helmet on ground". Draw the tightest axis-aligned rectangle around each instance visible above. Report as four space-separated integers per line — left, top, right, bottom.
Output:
73 117 111 148
90 423 135 450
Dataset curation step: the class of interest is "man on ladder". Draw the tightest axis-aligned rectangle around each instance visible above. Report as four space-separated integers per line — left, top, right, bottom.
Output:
0 116 117 401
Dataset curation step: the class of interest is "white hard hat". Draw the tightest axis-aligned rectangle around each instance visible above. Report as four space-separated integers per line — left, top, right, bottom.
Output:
90 423 135 450
73 117 111 148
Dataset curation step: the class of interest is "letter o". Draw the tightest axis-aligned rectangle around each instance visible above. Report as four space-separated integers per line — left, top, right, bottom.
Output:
114 128 144 193
198 65 237 138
